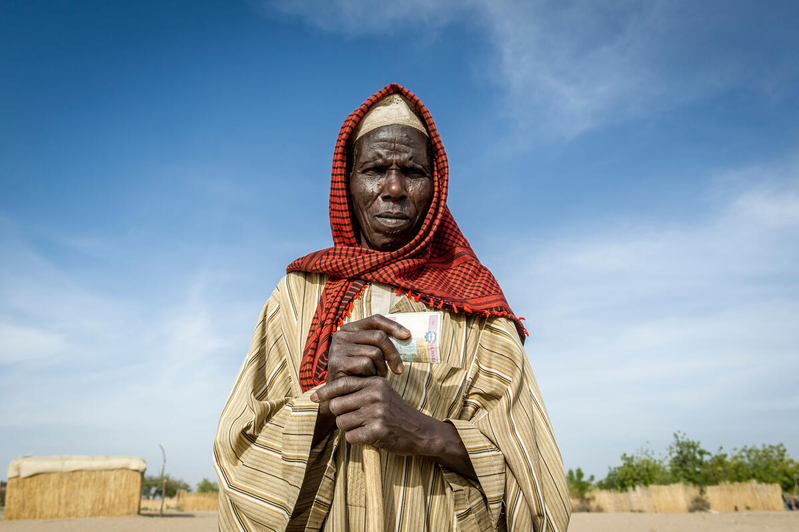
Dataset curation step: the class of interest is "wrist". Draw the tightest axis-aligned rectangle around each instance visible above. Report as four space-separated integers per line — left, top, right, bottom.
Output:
417 416 456 461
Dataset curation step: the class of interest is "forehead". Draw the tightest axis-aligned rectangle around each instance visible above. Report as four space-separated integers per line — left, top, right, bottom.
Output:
353 125 430 160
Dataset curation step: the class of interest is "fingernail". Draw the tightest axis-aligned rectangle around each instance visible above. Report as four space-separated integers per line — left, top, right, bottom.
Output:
310 392 318 402
398 362 405 373
401 327 411 336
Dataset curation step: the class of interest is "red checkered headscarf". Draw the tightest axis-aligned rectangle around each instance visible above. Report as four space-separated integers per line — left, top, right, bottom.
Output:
288 83 526 392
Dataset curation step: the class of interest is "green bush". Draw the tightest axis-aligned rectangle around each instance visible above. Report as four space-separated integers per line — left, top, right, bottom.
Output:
196 478 219 493
141 475 191 498
596 433 799 494
597 445 673 491
727 444 799 493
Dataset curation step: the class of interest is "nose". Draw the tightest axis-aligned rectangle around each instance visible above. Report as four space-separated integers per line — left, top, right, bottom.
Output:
382 168 407 200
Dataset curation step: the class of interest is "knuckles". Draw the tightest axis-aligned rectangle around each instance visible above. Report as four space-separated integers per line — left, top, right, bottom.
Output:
369 330 389 344
345 431 363 445
337 322 357 332
324 374 405 447
335 415 355 431
328 398 344 416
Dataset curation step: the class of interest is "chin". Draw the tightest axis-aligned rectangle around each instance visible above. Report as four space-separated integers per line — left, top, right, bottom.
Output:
364 225 414 251
370 234 411 251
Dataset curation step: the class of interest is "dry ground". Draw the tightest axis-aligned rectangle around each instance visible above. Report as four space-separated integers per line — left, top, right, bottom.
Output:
1 510 798 531
569 511 799 531
0 511 217 531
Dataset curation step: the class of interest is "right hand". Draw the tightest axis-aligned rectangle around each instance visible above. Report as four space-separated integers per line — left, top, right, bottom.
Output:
326 315 411 383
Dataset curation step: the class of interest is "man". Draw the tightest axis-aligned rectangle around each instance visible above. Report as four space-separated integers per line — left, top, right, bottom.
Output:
214 84 570 531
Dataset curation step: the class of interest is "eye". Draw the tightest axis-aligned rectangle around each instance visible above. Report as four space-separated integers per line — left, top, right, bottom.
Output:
404 168 428 179
362 166 385 176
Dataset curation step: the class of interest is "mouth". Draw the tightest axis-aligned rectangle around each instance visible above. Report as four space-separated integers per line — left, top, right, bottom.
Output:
376 212 410 220
374 212 412 229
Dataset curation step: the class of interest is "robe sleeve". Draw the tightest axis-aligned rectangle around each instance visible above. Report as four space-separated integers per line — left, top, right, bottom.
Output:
213 294 328 531
443 316 571 532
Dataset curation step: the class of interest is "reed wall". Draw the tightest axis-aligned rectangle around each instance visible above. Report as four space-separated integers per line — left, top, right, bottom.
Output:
176 489 218 511
4 469 142 520
572 481 785 513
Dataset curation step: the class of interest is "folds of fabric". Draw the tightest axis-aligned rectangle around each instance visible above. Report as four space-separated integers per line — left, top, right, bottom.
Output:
214 272 570 531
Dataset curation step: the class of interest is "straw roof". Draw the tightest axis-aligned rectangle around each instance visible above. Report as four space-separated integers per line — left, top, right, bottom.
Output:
7 455 146 479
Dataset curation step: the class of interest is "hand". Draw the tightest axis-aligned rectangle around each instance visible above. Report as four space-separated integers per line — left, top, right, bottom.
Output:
326 315 411 382
312 375 436 455
312 315 410 446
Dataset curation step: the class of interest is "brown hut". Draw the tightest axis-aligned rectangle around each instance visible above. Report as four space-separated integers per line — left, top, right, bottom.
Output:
4 455 146 520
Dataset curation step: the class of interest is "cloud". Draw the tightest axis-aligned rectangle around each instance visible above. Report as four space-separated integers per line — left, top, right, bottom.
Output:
0 221 262 484
0 323 66 364
256 0 464 35
497 161 799 476
254 0 786 138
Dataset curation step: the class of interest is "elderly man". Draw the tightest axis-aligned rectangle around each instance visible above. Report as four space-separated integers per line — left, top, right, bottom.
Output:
214 84 570 531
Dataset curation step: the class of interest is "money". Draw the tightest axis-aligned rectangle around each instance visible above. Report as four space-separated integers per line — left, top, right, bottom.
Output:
386 312 442 364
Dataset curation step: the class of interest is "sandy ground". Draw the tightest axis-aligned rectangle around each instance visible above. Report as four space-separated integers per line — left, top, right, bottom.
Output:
569 511 799 532
0 511 218 531
1 511 797 531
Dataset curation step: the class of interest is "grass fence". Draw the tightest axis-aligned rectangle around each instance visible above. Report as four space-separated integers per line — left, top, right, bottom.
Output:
176 489 218 511
4 469 142 520
572 480 784 513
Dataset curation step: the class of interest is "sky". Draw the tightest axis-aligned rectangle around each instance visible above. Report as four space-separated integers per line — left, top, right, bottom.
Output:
1 0 798 488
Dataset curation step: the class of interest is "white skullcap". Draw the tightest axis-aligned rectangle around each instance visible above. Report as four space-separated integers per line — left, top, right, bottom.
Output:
352 94 428 142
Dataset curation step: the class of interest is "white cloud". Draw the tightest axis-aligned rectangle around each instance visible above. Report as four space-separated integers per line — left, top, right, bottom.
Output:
255 0 769 137
256 0 464 35
0 223 263 485
0 323 66 364
498 164 799 477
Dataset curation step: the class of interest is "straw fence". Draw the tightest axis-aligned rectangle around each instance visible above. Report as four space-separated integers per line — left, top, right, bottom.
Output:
139 496 177 511
176 489 218 511
4 469 143 520
572 481 784 513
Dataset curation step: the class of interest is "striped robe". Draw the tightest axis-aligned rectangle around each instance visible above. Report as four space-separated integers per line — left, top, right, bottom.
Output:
214 272 570 531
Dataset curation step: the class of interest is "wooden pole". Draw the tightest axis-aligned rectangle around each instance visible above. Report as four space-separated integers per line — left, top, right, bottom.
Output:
159 444 166 517
363 443 383 530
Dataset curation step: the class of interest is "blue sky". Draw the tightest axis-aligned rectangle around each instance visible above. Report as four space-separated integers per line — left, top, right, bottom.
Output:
1 0 798 487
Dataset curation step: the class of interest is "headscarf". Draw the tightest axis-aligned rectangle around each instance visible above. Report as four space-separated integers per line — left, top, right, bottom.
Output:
288 83 526 392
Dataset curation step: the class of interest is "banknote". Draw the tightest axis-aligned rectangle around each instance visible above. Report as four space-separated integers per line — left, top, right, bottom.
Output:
386 312 442 364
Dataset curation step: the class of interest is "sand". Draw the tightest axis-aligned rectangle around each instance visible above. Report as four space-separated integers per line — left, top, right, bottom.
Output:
0 511 217 531
569 511 799 532
1 510 798 531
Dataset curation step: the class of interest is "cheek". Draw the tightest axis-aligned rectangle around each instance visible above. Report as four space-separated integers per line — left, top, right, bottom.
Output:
412 181 434 211
349 180 378 217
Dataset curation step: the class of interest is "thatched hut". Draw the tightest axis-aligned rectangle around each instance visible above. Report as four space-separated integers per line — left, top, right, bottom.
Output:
4 455 146 520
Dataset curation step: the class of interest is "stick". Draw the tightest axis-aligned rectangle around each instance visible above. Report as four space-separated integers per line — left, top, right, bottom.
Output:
159 444 166 517
363 443 383 530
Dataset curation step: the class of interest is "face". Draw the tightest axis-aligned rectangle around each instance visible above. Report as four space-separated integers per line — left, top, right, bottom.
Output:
349 124 434 252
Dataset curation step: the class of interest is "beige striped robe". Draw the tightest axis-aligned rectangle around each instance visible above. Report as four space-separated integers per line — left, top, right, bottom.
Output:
214 272 570 531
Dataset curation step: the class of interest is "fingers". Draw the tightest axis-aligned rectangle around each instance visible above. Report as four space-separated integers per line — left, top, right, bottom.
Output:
343 426 379 446
333 410 362 432
308 376 404 450
330 316 411 377
311 375 370 404
339 315 411 340
330 345 386 378
331 327 405 375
